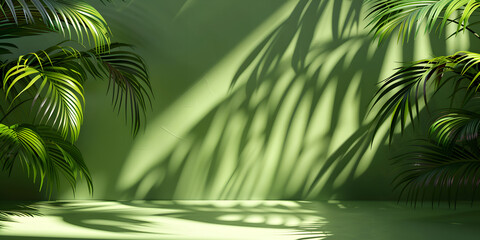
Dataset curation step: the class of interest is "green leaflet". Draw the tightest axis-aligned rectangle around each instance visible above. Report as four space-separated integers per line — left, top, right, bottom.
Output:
367 0 480 205
3 55 85 143
370 51 480 143
366 0 480 43
0 0 111 50
0 123 92 196
0 1 151 197
1 42 152 142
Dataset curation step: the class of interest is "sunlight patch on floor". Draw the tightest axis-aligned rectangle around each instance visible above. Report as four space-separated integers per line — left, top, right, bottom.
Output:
0 201 330 240
2 200 480 240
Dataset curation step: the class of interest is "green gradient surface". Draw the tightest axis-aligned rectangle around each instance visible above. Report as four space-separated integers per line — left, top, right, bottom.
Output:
1 0 478 200
1 201 480 240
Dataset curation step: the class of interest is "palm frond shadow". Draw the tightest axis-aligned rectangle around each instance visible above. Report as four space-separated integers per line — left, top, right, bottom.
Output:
119 0 455 200
36 201 158 234
8 201 329 239
0 202 40 229
93 0 188 48
5 201 480 240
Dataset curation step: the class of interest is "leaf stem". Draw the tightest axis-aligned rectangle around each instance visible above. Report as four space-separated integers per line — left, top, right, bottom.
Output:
0 98 33 123
446 19 480 40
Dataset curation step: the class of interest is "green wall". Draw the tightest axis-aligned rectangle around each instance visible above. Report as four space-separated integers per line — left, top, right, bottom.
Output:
1 0 475 200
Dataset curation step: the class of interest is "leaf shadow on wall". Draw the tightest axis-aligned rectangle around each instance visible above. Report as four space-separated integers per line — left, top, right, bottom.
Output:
117 0 454 200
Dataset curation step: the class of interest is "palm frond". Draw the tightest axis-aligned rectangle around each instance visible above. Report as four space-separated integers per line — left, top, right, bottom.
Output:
0 123 48 181
43 42 152 135
36 124 92 193
369 51 480 143
0 123 92 195
1 42 151 138
430 109 480 147
393 141 480 206
455 51 480 87
366 0 480 43
370 55 457 143
0 0 111 49
0 21 51 40
3 49 85 142
87 43 152 135
47 42 152 135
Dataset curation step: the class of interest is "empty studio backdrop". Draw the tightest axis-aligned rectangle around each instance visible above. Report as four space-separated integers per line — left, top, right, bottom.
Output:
2 0 476 201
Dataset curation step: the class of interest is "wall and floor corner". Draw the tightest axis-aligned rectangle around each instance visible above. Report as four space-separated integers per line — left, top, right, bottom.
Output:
0 0 477 201
3 1 480 240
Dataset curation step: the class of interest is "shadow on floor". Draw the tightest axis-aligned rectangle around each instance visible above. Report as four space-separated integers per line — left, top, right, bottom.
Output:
2 201 480 240
0 200 331 240
0 202 40 228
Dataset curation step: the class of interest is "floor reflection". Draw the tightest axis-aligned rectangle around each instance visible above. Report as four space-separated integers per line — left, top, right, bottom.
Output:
1 201 480 240
0 201 330 240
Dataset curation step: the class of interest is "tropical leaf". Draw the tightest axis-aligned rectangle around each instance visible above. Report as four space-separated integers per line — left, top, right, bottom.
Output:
3 50 85 142
0 123 48 181
41 42 152 135
0 42 151 139
370 55 456 143
369 51 480 143
393 141 480 206
0 0 111 49
87 43 152 135
0 123 92 195
455 51 480 86
36 124 92 193
0 20 52 40
430 109 480 147
365 0 480 43
46 42 152 135
365 0 480 206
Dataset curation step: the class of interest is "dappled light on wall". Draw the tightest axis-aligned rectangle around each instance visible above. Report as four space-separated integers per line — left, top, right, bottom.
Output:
79 0 476 199
112 0 448 200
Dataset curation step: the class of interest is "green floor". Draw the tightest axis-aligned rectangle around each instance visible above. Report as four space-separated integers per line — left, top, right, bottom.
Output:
0 201 479 240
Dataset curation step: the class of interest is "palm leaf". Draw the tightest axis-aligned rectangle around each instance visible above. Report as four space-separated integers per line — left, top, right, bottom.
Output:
0 123 48 182
86 43 152 135
365 0 480 43
0 21 51 40
455 51 480 87
0 0 111 49
369 51 480 143
370 55 456 143
2 50 85 142
0 123 92 195
36 124 92 193
393 141 480 206
1 42 151 138
45 42 152 135
430 109 480 147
